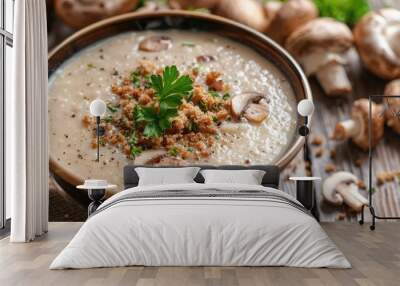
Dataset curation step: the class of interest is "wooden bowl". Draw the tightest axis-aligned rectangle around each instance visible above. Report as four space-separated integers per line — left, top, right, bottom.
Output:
48 10 312 187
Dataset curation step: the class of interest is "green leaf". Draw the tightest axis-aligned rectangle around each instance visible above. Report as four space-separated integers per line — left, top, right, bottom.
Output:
134 106 157 123
313 0 370 26
133 65 194 138
143 123 162 138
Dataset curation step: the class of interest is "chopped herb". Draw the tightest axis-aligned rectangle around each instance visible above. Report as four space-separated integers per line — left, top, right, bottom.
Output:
222 93 230 100
181 41 196 47
99 138 106 146
107 104 119 113
130 146 143 158
215 134 221 140
212 115 218 123
198 101 208 112
209 91 220 98
130 71 141 87
187 121 198 132
103 115 113 123
128 132 142 159
168 147 180 157
187 147 194 153
134 65 193 138
87 63 95 69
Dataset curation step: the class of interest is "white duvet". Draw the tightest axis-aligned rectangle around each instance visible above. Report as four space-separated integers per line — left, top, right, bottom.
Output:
50 183 350 269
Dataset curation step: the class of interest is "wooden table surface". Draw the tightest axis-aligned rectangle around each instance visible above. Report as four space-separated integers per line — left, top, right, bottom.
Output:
281 0 400 222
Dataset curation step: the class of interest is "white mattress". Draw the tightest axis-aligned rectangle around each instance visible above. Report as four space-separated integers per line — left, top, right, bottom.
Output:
50 183 350 269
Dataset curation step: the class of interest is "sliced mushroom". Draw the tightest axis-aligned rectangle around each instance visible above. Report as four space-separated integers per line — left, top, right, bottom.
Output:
230 92 263 118
244 103 268 123
196 55 216 63
384 79 400 134
332 99 384 151
134 150 167 165
139 36 172 52
323 171 368 213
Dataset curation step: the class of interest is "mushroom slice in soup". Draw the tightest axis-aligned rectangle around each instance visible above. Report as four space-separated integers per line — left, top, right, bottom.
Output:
230 91 264 118
196 55 216 63
244 103 268 123
139 35 173 52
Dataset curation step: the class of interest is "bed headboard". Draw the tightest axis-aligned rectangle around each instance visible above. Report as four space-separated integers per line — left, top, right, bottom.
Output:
123 165 280 189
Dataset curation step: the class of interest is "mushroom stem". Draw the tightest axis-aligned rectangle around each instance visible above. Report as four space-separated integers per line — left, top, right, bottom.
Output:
315 62 352 96
333 119 360 140
336 183 368 212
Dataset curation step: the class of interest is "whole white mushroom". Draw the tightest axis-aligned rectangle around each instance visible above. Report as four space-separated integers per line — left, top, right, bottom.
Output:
322 171 368 213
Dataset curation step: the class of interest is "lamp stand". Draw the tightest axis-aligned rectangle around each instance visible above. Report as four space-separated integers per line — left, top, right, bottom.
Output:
299 116 310 162
96 116 100 162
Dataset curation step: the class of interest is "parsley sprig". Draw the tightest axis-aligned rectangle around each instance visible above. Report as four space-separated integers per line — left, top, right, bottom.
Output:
134 65 193 138
313 0 370 26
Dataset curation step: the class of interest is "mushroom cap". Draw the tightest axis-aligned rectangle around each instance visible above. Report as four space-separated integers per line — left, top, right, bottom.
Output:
351 99 385 151
285 18 353 58
55 0 139 30
322 171 358 206
354 9 400 80
265 0 318 45
384 79 400 134
263 1 283 21
214 0 269 32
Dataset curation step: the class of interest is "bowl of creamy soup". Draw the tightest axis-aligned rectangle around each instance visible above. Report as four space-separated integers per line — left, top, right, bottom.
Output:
48 11 312 191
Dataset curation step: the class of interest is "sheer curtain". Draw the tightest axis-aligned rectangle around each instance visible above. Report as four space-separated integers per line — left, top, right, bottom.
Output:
7 0 49 242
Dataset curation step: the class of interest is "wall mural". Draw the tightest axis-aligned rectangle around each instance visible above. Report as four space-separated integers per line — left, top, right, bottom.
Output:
47 0 400 222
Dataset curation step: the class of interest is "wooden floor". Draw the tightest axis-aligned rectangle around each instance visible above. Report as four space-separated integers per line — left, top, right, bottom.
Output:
0 223 399 286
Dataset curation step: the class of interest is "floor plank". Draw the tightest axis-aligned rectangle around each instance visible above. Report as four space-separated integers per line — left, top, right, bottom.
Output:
1 222 399 286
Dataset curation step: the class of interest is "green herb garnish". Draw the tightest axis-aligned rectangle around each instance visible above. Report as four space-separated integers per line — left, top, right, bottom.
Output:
130 71 141 87
181 41 196 47
134 66 193 138
187 121 198 132
107 104 119 113
222 93 230 100
209 91 220 98
313 0 370 26
87 63 95 69
168 147 180 157
128 132 142 158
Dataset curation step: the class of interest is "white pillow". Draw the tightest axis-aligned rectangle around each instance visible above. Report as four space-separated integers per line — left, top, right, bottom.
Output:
135 167 201 186
200 169 266 185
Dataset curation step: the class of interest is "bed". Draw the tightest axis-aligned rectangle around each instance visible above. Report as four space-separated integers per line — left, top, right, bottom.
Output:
50 165 350 269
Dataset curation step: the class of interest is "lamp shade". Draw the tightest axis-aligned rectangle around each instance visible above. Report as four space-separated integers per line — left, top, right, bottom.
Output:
297 99 314 117
90 99 106 117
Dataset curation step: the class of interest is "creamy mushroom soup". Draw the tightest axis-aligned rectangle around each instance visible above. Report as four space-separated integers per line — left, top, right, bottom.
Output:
49 30 297 190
